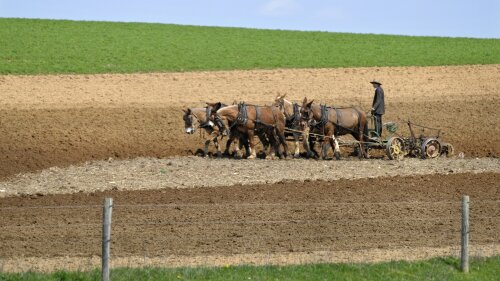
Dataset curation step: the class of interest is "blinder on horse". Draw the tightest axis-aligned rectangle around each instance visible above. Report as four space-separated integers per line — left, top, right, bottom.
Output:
199 106 215 129
214 114 228 135
284 103 301 128
300 102 318 128
183 110 196 134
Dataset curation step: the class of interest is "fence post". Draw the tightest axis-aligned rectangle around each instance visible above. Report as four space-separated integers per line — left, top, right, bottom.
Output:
461 195 469 273
102 198 113 281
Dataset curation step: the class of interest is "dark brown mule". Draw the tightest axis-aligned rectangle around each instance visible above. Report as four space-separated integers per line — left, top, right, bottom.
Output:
182 107 224 157
182 106 250 157
300 97 368 159
214 103 289 159
206 102 269 158
273 94 313 158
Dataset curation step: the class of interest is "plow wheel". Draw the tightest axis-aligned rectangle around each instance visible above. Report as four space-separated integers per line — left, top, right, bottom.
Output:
441 142 455 157
421 138 441 159
386 137 405 160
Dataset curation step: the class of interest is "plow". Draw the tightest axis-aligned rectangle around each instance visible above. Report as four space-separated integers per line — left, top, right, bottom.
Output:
284 116 454 160
365 117 454 160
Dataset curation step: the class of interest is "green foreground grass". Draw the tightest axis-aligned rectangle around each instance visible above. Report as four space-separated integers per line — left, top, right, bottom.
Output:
2 256 499 281
1 18 499 75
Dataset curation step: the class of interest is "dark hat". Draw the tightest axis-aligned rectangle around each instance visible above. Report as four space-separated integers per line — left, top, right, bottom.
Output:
370 79 382 85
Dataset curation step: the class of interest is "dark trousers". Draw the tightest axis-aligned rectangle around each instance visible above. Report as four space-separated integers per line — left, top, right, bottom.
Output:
374 114 383 137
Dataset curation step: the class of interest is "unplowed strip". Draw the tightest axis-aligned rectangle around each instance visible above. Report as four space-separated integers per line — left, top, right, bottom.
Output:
0 173 498 272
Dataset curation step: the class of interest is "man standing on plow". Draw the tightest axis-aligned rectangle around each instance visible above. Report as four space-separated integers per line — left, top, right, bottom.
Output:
370 79 385 139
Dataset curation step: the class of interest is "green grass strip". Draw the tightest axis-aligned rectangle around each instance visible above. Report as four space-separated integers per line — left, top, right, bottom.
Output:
1 18 499 75
1 256 499 281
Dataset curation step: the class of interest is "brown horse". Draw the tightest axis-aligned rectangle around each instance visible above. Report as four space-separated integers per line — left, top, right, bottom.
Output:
273 94 313 158
182 107 224 157
300 97 368 159
206 102 270 158
182 106 250 157
214 103 289 159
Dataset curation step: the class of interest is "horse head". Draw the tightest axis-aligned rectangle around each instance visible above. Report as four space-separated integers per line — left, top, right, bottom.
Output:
300 97 315 126
182 108 196 134
206 102 224 113
273 93 285 109
203 102 227 129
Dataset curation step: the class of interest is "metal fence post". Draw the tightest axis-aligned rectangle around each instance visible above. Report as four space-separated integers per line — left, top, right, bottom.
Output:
461 195 469 273
102 198 113 281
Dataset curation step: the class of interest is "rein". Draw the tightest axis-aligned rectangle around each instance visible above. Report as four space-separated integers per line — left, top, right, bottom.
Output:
187 111 210 131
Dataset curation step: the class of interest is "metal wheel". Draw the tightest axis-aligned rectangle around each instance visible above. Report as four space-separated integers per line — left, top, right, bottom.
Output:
386 137 405 160
421 138 441 159
440 142 455 157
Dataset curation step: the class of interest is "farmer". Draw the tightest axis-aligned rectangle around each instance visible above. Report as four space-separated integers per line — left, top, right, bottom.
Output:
370 79 385 138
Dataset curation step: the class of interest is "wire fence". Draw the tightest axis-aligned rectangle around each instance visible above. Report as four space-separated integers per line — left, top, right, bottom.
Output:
0 198 499 274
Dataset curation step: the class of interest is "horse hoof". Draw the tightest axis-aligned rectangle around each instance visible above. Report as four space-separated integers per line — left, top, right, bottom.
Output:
334 152 341 160
293 154 300 158
247 155 256 160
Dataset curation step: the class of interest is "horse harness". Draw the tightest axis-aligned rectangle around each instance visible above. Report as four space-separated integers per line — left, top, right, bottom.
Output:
200 103 226 129
232 102 277 129
285 103 301 128
309 105 344 135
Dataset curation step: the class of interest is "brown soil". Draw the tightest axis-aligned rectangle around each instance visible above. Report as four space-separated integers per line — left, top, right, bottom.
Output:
0 173 498 272
1 157 498 197
1 65 499 179
0 65 499 272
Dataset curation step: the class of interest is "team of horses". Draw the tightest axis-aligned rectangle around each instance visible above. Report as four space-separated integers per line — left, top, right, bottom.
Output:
182 94 369 160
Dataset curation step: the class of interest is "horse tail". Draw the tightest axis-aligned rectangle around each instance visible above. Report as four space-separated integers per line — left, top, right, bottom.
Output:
363 118 368 140
354 107 368 140
353 107 368 149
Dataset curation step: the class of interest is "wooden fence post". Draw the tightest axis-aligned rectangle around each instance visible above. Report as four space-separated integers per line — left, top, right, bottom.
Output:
102 198 113 281
461 195 469 273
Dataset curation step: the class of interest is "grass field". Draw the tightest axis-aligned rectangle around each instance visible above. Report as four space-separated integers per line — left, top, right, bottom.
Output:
0 18 499 75
1 257 499 281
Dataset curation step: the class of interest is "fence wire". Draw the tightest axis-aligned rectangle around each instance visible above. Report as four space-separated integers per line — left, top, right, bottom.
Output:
1 199 498 211
0 198 498 272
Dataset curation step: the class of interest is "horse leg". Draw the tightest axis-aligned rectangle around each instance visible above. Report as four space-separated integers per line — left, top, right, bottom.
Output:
308 134 319 159
242 136 251 157
259 133 273 159
357 134 365 159
232 137 244 159
293 133 300 158
204 140 210 157
222 139 229 156
214 137 222 158
266 130 279 160
265 132 277 160
269 133 278 160
320 136 329 160
278 130 289 159
359 124 369 159
302 126 315 159
329 134 341 160
247 130 257 159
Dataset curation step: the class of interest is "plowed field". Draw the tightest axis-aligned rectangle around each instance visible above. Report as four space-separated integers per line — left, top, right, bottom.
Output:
1 65 499 179
1 173 499 272
0 65 499 272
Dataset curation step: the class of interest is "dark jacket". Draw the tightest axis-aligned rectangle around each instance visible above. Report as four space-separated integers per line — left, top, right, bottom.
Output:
372 86 385 115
